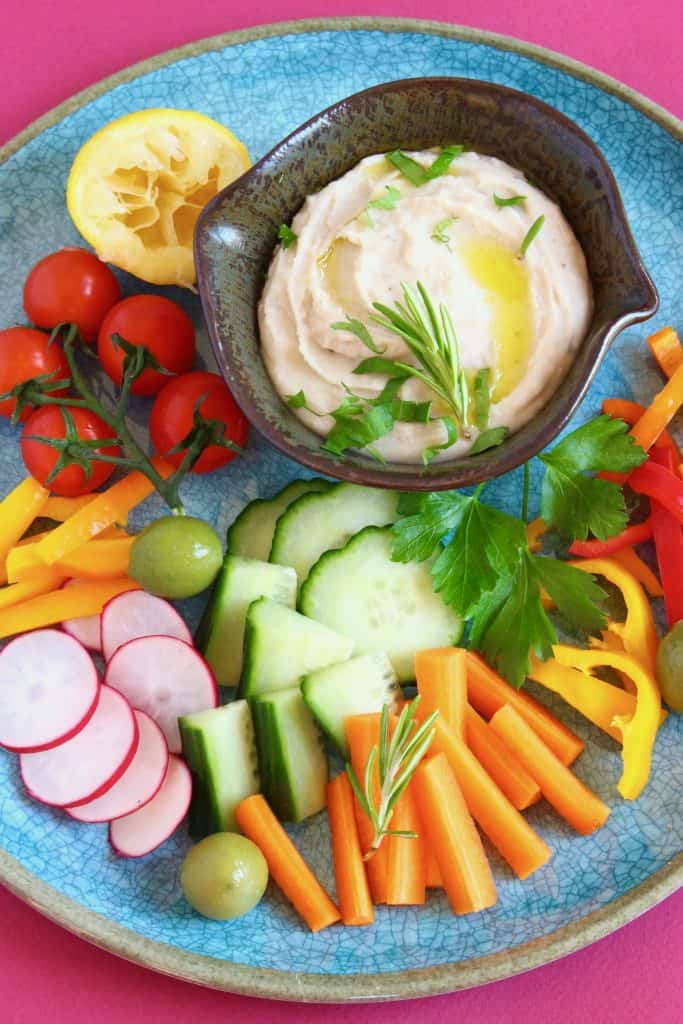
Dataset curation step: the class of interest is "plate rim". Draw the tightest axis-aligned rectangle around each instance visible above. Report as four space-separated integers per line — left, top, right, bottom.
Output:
1 15 681 1003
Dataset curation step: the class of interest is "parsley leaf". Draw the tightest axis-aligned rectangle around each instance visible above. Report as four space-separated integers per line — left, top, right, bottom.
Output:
277 224 297 248
331 315 385 354
392 490 472 562
469 426 508 454
540 415 646 539
286 389 309 410
520 215 544 257
533 556 607 634
367 186 401 211
322 403 395 460
494 193 527 207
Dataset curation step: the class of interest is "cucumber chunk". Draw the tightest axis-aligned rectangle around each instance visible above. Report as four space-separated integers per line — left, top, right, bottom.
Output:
251 686 327 822
239 597 353 698
301 652 402 757
300 526 463 682
179 701 259 837
269 482 401 586
227 478 331 561
196 556 297 687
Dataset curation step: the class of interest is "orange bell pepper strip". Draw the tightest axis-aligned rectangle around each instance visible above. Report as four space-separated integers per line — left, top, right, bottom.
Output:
526 517 547 553
647 325 683 379
626 361 683 457
0 576 139 639
0 477 49 566
43 494 130 527
7 536 134 583
602 398 681 464
571 557 659 675
0 566 67 612
36 458 172 565
610 546 663 598
551 645 661 800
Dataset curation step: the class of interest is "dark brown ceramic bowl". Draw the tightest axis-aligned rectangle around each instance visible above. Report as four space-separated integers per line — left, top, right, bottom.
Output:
195 77 658 490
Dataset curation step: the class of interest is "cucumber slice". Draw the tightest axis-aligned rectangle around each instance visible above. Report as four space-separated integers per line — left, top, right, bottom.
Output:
251 686 327 822
196 556 297 687
227 478 331 561
269 482 401 586
301 652 402 757
300 526 463 682
239 597 353 698
179 701 259 837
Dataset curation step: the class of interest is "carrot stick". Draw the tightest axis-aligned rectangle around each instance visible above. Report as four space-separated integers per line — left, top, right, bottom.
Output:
627 361 683 456
490 705 611 834
386 782 426 906
0 567 67 612
36 457 172 564
465 705 541 810
0 576 139 638
466 652 584 766
7 536 134 583
415 647 466 738
236 794 340 932
425 843 444 888
0 477 48 566
610 546 663 598
602 398 681 460
345 714 389 903
423 713 552 879
648 325 683 379
326 773 374 926
413 753 497 915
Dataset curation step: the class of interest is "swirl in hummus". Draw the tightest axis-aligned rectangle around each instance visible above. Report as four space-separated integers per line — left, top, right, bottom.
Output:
258 149 593 463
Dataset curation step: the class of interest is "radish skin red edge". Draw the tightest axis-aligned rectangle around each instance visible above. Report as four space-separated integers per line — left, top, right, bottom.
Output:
104 635 218 753
0 629 100 754
109 755 192 857
101 590 193 663
19 686 139 808
67 710 169 823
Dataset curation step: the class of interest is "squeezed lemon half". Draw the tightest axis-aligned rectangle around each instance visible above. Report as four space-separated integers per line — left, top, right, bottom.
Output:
66 108 250 288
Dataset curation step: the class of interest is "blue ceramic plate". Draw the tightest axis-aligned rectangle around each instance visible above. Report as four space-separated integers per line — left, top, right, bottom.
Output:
0 18 681 1003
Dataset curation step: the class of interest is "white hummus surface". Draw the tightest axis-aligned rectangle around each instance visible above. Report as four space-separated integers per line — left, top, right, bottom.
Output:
258 150 593 463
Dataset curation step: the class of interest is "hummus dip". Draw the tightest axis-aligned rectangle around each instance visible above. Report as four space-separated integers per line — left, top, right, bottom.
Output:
259 149 593 463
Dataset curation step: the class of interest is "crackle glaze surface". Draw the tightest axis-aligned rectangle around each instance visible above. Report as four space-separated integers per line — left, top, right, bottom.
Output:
0 22 681 997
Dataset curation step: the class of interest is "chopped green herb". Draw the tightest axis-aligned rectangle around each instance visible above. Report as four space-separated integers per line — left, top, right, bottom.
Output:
469 426 508 454
331 315 385 354
472 367 491 430
286 389 309 410
432 216 456 247
277 224 297 248
425 145 464 179
322 403 395 461
386 145 463 187
367 186 401 212
422 417 458 465
519 215 545 257
494 193 527 208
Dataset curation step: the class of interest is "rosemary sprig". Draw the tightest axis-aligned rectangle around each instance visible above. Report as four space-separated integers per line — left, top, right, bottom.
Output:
368 281 471 434
345 697 438 857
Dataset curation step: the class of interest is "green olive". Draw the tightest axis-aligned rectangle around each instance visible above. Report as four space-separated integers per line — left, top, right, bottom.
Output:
129 515 222 598
656 622 683 713
181 832 268 920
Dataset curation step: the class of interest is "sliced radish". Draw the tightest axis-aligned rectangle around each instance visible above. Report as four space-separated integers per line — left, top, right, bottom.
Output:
109 754 191 857
61 580 103 652
20 685 138 807
104 636 217 753
101 591 192 662
67 710 169 823
0 629 99 753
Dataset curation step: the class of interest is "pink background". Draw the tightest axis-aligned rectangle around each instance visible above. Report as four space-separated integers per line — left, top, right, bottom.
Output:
0 2 681 1021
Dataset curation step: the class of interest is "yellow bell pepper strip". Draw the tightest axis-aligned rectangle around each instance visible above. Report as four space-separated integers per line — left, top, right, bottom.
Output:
570 557 659 676
588 628 635 694
0 566 67 612
0 576 140 639
36 457 173 565
42 495 129 527
0 477 49 564
7 536 134 583
551 645 661 800
647 325 683 379
610 546 663 598
525 517 547 553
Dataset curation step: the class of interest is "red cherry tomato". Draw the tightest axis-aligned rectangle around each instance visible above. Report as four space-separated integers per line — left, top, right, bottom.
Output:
149 371 248 474
21 406 120 496
0 327 71 421
23 248 121 343
97 295 195 397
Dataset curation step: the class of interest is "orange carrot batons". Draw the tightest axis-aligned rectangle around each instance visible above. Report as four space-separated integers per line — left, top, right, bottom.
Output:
466 652 584 765
413 753 497 915
465 705 541 810
236 794 340 932
326 773 374 926
386 782 426 906
415 647 467 739
345 713 389 903
489 705 610 835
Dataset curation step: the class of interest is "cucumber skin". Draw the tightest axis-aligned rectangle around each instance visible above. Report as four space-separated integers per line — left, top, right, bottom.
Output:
194 558 229 656
179 725 218 838
226 478 332 559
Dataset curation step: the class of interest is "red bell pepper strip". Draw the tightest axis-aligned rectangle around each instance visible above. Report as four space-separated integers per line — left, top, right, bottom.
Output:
650 448 683 627
628 460 683 525
569 518 653 558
